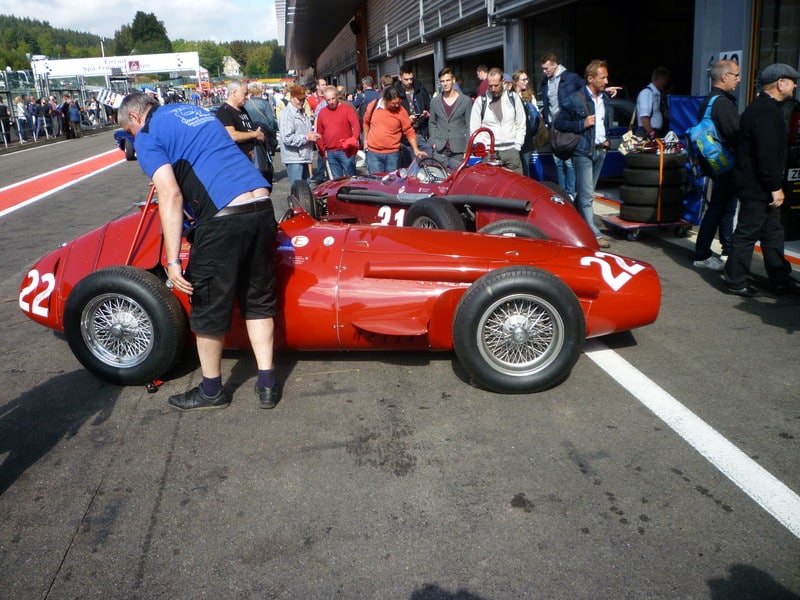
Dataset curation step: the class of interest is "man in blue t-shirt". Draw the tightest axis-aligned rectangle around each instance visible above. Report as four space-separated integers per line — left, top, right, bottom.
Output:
118 92 282 411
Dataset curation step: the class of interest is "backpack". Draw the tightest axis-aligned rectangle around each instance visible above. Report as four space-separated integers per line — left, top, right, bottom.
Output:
685 95 734 178
479 90 518 122
357 89 378 127
522 100 541 149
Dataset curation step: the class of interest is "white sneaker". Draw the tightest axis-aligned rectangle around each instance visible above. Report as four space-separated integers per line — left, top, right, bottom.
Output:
693 256 725 271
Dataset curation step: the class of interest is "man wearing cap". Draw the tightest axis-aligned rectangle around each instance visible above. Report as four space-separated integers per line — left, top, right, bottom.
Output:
315 86 361 178
723 63 800 296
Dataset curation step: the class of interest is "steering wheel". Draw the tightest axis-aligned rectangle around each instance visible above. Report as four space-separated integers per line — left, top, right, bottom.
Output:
418 156 449 183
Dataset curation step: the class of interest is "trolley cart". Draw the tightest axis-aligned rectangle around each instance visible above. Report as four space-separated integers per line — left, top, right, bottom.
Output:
601 214 692 241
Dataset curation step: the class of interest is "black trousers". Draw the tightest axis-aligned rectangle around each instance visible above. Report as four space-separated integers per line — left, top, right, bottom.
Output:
724 197 793 287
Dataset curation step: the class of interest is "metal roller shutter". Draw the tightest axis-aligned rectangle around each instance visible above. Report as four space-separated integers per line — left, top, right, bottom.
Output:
444 22 504 59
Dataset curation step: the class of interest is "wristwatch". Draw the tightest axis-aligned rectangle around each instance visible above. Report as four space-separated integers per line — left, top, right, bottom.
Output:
166 259 181 267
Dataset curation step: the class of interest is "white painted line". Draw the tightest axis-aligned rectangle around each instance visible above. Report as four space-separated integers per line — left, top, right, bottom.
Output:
584 338 800 539
0 153 125 219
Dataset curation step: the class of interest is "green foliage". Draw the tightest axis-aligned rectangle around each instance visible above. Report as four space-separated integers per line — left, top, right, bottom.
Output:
129 11 172 54
268 47 286 74
0 13 285 76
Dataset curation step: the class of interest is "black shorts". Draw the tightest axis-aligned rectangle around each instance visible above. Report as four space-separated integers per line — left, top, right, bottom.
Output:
185 207 277 335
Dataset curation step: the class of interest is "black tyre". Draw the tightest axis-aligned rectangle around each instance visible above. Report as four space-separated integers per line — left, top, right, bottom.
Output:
623 167 686 187
624 152 687 170
63 266 188 385
538 180 575 207
479 219 548 239
453 266 585 394
619 184 685 206
619 203 683 223
403 197 466 230
124 139 136 161
290 180 319 219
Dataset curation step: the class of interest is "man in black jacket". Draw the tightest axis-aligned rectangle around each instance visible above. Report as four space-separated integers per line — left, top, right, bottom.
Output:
394 64 431 166
723 63 800 296
693 60 741 271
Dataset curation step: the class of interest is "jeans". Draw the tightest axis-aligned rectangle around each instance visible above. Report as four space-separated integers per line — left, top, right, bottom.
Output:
573 148 606 238
694 171 737 260
366 150 400 175
312 152 327 181
285 162 310 187
325 149 356 178
554 155 576 196
16 118 27 141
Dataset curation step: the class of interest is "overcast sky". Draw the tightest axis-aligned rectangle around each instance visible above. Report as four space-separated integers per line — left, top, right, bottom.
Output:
0 0 280 44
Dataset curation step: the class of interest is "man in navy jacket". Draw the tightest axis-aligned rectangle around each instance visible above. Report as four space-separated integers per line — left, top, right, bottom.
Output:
554 60 613 248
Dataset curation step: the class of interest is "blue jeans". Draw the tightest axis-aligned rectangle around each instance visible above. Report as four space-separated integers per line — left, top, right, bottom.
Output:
313 152 327 181
573 148 606 238
694 171 737 260
326 149 356 178
554 155 576 196
285 162 310 187
16 118 27 141
366 150 400 175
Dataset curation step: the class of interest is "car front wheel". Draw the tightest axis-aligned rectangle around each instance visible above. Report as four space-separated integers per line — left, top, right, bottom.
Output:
453 266 585 394
63 266 187 385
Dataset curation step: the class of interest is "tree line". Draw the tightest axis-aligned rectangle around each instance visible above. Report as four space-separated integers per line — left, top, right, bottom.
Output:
0 13 286 77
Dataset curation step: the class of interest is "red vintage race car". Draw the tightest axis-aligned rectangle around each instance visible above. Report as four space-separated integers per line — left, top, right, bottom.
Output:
18 187 661 394
299 128 600 249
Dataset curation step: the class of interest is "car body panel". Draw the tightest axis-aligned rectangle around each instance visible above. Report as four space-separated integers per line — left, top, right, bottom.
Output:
19 197 661 390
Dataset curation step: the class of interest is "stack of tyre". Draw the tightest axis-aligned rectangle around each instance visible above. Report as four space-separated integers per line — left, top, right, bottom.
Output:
619 153 688 223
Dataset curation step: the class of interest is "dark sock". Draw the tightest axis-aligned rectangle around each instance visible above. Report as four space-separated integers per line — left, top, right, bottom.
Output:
200 376 222 396
257 369 276 389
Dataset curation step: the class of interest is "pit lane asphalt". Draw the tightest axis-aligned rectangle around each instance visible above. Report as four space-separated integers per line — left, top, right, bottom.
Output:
1 131 798 599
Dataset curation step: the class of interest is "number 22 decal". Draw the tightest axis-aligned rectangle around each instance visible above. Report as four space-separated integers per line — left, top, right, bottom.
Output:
19 269 56 317
580 252 645 291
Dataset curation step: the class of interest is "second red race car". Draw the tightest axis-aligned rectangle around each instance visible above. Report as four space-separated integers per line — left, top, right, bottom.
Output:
297 128 600 249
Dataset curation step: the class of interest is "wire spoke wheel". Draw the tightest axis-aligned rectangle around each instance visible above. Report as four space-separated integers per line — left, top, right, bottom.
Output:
477 294 563 376
81 293 155 368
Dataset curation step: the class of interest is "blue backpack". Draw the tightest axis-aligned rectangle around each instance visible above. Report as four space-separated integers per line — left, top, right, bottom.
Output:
686 95 734 178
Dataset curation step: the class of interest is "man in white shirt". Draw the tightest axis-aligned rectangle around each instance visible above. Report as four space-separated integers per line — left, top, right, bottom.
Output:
636 67 670 138
469 67 526 173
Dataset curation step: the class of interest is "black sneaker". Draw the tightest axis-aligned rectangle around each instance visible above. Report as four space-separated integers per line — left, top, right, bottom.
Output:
255 383 282 409
771 278 800 295
723 284 757 298
168 386 231 411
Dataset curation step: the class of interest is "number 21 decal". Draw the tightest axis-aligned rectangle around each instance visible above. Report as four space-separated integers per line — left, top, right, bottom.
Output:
375 205 406 226
19 269 56 317
580 252 645 291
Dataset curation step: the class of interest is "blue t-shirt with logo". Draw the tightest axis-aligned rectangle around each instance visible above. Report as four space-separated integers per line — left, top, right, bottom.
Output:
135 104 270 222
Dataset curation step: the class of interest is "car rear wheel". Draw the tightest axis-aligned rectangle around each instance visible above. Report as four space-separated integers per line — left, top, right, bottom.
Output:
404 197 466 230
290 180 319 219
124 139 136 161
64 266 187 385
479 220 548 239
453 266 585 394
